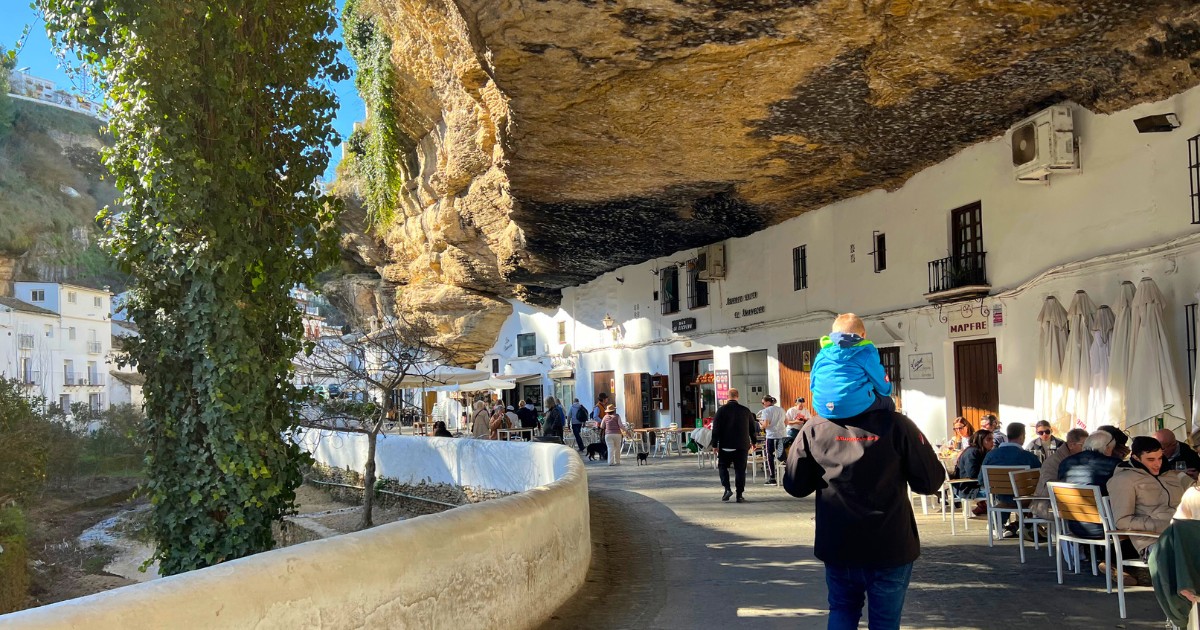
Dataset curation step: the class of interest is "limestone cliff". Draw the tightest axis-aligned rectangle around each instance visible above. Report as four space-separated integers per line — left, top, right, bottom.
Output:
342 0 1200 362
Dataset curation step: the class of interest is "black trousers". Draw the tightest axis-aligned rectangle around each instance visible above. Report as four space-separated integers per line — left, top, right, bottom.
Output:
571 423 584 450
765 438 781 480
718 448 748 495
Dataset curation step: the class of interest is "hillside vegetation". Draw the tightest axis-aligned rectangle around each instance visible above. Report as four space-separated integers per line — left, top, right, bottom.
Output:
0 86 126 290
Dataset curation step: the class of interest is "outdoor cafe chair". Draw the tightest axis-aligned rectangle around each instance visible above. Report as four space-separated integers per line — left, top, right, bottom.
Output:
1047 482 1111 592
1009 469 1053 563
1100 496 1161 619
981 465 1030 547
940 460 973 536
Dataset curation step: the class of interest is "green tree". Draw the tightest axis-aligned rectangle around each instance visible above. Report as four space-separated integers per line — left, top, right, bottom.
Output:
40 1 348 575
0 380 50 502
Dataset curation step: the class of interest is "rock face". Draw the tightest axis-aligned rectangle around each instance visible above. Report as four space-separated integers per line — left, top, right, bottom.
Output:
346 0 1200 361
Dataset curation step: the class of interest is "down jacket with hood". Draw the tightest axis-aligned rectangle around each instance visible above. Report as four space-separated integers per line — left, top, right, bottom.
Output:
1108 464 1192 552
810 332 892 419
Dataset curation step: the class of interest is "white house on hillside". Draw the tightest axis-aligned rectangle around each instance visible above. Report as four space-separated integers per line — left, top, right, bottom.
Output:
3 282 114 412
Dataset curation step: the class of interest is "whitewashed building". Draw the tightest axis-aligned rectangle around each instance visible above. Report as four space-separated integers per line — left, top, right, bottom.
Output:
479 87 1200 444
4 282 114 412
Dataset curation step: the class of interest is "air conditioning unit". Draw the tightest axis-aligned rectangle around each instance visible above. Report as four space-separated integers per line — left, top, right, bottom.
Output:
698 243 726 281
1009 105 1078 183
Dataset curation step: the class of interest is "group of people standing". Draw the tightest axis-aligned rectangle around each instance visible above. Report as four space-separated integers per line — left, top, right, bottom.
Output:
464 396 567 441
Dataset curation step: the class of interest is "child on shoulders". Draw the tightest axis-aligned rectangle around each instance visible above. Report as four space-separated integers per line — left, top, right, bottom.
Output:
810 313 894 419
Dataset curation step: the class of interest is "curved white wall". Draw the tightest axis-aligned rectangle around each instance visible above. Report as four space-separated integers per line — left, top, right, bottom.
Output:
1 435 591 629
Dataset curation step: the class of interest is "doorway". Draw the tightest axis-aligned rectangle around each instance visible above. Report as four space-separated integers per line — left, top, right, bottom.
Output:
879 346 903 412
554 380 575 412
592 370 615 411
672 352 715 427
778 339 820 415
953 338 998 430
730 349 768 402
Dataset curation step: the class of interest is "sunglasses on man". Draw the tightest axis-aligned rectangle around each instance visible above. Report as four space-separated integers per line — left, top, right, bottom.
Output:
1037 429 1052 436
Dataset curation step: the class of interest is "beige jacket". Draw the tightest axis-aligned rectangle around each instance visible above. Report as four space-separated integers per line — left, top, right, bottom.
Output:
1107 466 1191 552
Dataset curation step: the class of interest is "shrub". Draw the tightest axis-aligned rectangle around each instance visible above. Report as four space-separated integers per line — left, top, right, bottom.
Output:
0 507 29 613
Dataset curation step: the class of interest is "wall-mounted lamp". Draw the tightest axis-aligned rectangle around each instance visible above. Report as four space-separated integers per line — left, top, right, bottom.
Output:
1133 113 1180 133
602 313 615 329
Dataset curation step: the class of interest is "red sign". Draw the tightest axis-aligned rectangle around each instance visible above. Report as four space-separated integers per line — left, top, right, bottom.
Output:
715 369 730 404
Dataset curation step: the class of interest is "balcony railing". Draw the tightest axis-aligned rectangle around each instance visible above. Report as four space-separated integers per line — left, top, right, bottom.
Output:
926 252 989 299
18 333 35 349
19 371 40 387
87 341 102 354
63 372 103 387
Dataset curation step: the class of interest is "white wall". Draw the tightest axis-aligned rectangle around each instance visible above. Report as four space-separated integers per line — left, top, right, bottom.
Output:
489 86 1200 441
1 436 591 630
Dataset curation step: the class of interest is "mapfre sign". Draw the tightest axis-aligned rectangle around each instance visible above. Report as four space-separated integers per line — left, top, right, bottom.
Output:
947 305 990 339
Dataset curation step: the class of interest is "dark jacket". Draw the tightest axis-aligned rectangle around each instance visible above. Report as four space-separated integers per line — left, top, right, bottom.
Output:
543 405 565 438
783 409 945 569
1149 520 1200 629
710 399 758 451
516 407 538 429
1166 442 1200 471
952 447 985 497
1058 450 1121 495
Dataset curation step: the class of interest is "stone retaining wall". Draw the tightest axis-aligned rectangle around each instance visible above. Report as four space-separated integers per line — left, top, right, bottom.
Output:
1 434 590 629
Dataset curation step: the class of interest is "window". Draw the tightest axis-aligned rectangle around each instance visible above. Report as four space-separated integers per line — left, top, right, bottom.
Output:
660 266 680 315
89 393 103 411
491 358 500 374
69 327 76 341
557 321 567 345
31 290 45 302
793 245 808 291
94 296 102 308
517 333 536 357
951 202 984 258
1190 134 1200 224
687 253 709 309
872 232 887 273
59 394 70 410
67 291 77 303
44 324 53 337
64 359 74 384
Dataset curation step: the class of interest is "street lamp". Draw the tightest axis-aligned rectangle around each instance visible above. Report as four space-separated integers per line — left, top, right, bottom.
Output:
602 313 614 329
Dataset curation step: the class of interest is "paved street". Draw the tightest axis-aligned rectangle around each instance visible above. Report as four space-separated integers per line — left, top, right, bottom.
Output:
544 454 1166 630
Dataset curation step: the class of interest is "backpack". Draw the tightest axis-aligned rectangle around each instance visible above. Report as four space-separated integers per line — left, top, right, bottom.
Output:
575 405 588 424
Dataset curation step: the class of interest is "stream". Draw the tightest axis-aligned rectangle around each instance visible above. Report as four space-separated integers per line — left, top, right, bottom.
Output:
78 504 160 582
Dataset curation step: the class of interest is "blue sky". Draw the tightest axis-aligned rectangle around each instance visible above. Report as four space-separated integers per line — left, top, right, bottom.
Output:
0 3 366 182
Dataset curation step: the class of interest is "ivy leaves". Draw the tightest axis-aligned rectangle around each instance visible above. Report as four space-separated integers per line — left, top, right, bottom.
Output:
41 0 347 575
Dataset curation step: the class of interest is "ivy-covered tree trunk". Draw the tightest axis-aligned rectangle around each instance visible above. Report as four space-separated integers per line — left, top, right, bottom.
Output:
41 1 347 575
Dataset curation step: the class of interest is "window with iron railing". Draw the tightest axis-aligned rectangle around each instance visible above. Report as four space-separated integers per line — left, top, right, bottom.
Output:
793 245 808 291
87 341 102 354
18 333 35 349
660 266 680 315
927 252 988 294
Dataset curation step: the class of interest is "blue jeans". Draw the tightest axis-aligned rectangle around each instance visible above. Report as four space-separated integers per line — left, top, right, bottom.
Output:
825 562 913 630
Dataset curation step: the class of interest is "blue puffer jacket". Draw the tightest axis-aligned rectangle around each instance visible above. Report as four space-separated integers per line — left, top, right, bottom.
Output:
810 332 892 419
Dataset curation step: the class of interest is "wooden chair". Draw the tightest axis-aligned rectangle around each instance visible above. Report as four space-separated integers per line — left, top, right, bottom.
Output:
1046 482 1111 591
1101 496 1162 619
982 465 1030 546
1009 469 1052 563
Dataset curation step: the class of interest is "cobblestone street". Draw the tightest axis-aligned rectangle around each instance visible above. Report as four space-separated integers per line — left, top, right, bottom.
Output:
544 454 1167 630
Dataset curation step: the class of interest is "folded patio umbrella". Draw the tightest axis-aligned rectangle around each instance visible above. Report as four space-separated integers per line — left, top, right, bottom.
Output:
1087 305 1115 432
1062 290 1096 431
1125 277 1186 436
1103 281 1137 428
1036 295 1069 433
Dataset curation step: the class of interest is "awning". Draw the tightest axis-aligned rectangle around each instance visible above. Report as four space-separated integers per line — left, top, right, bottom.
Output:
501 373 542 383
547 367 574 380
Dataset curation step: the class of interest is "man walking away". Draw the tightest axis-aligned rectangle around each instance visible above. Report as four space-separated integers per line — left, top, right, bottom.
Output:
568 398 588 451
757 395 786 484
783 406 944 629
712 388 759 503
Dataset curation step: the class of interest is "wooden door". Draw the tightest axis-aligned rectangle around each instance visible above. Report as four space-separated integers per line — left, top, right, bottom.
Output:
879 346 902 411
593 370 615 411
624 373 644 428
778 340 821 413
951 201 983 258
954 339 998 429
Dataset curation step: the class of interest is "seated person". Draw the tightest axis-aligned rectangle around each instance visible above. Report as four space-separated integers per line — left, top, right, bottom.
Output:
979 422 1043 536
1154 429 1200 474
431 420 453 437
950 417 974 452
1031 428 1089 520
1108 436 1193 555
953 429 995 500
1057 430 1123 538
1150 485 1200 628
1098 424 1132 461
1026 420 1065 463
810 313 893 419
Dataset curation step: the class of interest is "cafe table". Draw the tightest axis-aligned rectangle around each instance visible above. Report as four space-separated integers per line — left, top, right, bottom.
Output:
498 427 536 441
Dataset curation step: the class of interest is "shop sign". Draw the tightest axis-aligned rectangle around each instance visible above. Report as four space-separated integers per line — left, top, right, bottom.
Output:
672 317 697 333
714 369 730 404
947 305 989 339
908 353 934 380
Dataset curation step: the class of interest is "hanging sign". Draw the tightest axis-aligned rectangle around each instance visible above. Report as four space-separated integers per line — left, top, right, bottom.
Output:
715 369 730 404
947 305 990 339
992 303 1004 327
908 353 934 380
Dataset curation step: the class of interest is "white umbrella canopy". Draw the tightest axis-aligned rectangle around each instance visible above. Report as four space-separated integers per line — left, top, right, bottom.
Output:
429 377 517 393
389 364 491 387
1035 296 1069 432
1061 290 1097 431
1124 277 1186 436
1103 281 1137 428
1087 305 1115 432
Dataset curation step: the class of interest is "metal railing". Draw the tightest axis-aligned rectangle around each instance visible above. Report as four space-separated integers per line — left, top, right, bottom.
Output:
19 371 40 387
18 333 35 349
87 341 103 354
927 252 988 294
